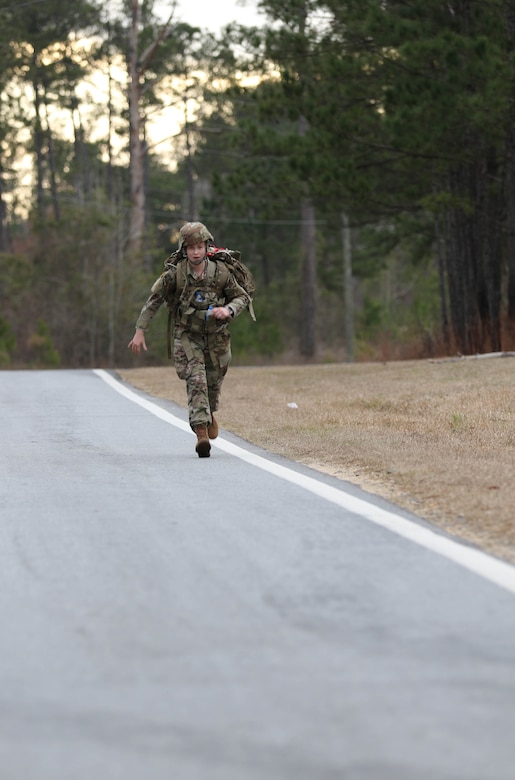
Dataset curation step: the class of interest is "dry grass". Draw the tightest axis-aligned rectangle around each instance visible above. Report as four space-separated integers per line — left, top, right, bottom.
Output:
117 356 515 564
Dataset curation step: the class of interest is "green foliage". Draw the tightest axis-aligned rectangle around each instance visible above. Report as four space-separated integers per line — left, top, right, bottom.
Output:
0 0 514 363
27 319 61 367
1 203 164 368
0 313 15 366
356 247 441 358
230 297 283 363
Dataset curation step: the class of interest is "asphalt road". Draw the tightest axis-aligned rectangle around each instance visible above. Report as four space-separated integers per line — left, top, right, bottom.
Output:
1 369 515 780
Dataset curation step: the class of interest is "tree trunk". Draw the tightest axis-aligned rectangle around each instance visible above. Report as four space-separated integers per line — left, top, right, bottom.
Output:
300 196 316 357
444 150 503 354
445 166 476 353
128 0 145 254
127 1 175 256
71 94 90 206
33 74 45 220
43 86 60 223
435 209 450 352
107 29 115 206
342 212 354 362
477 146 502 352
503 0 515 340
297 108 316 357
0 95 11 252
184 96 196 220
505 126 515 334
0 159 11 253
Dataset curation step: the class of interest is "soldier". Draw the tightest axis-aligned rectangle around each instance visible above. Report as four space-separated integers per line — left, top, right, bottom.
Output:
128 222 250 458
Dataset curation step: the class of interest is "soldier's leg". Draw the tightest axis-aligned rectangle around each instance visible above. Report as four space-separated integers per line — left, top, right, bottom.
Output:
206 330 232 414
173 330 211 430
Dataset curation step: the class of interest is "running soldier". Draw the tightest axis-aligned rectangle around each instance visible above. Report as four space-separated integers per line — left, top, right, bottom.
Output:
128 222 250 457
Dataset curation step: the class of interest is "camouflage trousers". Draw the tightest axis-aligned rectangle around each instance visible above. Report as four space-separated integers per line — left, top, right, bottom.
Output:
173 324 232 430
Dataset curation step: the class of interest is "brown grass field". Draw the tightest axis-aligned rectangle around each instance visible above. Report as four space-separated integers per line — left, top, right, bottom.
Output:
117 355 515 565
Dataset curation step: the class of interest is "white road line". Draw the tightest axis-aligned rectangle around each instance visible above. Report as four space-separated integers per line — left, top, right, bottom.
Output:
95 369 515 597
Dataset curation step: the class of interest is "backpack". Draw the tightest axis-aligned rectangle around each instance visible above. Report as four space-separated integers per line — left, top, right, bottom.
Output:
161 246 256 358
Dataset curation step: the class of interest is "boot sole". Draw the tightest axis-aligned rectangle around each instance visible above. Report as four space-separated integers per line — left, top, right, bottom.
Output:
195 439 211 458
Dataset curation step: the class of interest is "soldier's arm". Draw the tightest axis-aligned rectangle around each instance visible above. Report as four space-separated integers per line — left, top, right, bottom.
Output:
136 273 172 331
128 272 174 353
223 273 250 319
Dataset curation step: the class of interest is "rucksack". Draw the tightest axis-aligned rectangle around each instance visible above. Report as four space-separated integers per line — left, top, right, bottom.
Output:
161 246 256 358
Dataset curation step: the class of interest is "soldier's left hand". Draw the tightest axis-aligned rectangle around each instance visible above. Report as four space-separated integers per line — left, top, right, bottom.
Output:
211 306 232 320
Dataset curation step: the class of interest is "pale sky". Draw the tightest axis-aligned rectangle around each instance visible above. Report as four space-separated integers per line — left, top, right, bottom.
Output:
156 0 264 33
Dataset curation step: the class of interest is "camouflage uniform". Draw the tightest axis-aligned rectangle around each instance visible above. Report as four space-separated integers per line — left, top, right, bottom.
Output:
135 246 249 432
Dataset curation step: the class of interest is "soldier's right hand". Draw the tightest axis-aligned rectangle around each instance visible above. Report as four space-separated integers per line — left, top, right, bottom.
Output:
128 329 147 354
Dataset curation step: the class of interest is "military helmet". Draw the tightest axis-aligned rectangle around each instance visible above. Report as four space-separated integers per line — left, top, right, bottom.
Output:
178 221 214 251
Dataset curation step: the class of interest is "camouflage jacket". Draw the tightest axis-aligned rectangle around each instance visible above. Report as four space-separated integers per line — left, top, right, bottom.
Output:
135 258 249 333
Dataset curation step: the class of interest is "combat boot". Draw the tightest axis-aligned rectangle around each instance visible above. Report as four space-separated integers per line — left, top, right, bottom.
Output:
194 425 211 458
208 414 219 440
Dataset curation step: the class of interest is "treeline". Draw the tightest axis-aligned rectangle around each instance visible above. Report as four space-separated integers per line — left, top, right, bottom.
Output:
1 0 515 368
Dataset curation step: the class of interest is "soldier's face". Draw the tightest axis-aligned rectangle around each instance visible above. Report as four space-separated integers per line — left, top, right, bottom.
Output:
186 242 206 265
